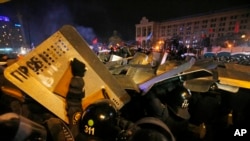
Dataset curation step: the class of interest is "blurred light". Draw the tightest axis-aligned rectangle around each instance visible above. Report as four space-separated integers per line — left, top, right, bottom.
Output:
20 50 26 54
99 114 105 120
0 48 13 51
14 24 21 27
19 47 28 55
0 16 10 22
0 0 11 4
158 40 164 44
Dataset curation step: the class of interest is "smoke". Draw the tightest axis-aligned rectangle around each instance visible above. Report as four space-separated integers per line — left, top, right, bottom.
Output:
75 26 96 44
25 1 96 46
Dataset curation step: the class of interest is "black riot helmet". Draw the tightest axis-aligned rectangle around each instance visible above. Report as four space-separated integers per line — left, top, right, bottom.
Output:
0 112 47 141
166 85 192 120
79 99 119 140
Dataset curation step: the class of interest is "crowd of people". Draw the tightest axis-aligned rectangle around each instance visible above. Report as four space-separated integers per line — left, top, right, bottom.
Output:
0 55 179 141
1 49 250 141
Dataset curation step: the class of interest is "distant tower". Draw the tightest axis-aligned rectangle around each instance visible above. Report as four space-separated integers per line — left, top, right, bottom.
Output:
16 12 28 48
0 15 12 53
108 30 123 48
0 15 25 54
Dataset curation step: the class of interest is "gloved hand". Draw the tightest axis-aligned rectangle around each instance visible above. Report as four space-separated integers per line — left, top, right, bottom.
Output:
66 58 86 138
71 58 86 77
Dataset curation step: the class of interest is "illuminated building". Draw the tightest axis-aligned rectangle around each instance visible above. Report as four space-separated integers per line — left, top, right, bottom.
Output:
135 5 250 49
0 15 25 54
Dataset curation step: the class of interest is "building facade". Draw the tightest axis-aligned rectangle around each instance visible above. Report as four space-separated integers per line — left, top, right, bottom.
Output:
0 15 26 54
135 5 250 49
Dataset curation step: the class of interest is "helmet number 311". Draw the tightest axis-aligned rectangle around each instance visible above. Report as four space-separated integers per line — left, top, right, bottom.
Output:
84 119 95 135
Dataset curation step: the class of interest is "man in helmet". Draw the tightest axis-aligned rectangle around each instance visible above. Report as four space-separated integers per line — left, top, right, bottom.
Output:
141 82 193 141
77 98 176 141
36 58 87 141
78 98 120 141
65 58 87 138
0 112 47 141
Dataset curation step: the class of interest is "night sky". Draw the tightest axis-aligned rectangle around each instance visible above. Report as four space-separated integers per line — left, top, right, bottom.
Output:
0 0 249 45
